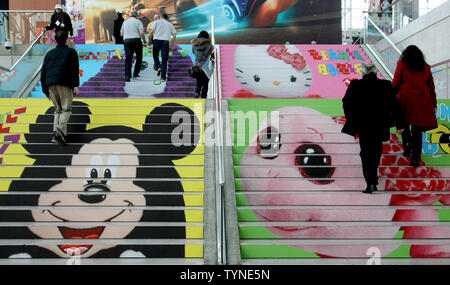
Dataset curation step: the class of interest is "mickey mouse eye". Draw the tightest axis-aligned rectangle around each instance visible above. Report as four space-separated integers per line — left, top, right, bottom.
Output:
290 76 297 82
257 127 281 159
253 75 260 82
104 169 112 179
90 168 98 179
294 143 335 184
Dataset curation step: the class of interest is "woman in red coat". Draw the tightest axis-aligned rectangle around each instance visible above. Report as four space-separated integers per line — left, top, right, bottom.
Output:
392 45 437 167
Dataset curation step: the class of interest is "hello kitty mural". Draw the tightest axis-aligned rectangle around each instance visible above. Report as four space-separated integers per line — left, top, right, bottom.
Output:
221 44 374 99
233 45 313 98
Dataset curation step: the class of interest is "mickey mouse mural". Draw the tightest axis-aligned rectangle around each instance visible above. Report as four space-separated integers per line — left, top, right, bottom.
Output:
0 101 200 258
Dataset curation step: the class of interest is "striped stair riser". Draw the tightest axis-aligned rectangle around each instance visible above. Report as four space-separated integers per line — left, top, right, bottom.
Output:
229 98 450 260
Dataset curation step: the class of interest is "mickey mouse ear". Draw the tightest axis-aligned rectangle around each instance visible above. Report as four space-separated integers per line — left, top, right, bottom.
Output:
23 101 91 156
141 103 201 159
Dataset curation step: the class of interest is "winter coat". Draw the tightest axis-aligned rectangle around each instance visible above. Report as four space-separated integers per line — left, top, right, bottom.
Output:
46 12 73 36
392 60 437 129
113 16 125 44
192 37 214 67
342 73 404 141
41 44 80 96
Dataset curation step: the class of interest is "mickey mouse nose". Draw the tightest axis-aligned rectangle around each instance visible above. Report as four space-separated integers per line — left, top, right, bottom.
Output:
273 81 280 86
78 184 110 204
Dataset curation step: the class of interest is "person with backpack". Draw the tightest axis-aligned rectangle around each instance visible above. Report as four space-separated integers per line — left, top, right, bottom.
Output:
191 30 214 98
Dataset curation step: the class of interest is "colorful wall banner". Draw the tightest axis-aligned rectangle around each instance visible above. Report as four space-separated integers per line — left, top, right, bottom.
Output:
84 0 342 44
221 44 374 99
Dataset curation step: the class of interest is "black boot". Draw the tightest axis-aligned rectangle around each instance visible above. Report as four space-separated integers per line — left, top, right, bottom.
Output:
363 184 378 194
194 88 201 98
410 158 420 167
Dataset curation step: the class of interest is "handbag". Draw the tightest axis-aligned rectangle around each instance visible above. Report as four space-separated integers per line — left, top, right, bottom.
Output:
188 65 201 78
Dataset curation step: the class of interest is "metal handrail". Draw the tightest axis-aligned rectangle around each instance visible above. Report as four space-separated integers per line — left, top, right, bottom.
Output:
10 30 47 71
383 0 400 12
364 14 401 55
211 15 226 265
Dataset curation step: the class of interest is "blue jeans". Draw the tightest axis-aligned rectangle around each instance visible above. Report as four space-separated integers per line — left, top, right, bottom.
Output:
152 39 169 80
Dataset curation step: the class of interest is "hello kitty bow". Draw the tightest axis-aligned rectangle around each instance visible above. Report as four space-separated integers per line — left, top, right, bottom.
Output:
267 45 307 70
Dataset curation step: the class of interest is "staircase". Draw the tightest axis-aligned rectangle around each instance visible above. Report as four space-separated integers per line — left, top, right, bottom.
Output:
228 99 450 265
30 44 197 99
0 98 206 264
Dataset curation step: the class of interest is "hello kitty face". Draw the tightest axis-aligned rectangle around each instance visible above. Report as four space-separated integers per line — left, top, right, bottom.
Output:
234 45 313 98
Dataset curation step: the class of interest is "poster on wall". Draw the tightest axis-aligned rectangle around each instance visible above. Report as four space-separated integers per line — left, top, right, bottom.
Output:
7 0 85 44
221 44 374 99
65 0 86 44
85 0 342 44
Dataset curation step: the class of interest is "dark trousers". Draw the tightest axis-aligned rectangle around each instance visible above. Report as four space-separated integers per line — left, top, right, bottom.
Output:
124 38 143 79
401 125 427 161
152 39 169 80
196 71 209 98
359 134 383 186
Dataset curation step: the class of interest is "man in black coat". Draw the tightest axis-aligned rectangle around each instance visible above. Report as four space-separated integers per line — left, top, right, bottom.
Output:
46 4 73 37
41 31 80 145
342 64 404 194
113 10 125 44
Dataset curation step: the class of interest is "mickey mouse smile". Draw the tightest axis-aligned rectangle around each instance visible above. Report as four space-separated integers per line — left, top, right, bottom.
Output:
58 226 105 256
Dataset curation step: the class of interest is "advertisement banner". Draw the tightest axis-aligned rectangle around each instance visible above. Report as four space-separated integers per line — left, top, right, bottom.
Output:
85 0 342 44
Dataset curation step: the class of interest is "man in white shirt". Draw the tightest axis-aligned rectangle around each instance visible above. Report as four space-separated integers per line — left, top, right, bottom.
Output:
148 13 176 83
120 11 147 82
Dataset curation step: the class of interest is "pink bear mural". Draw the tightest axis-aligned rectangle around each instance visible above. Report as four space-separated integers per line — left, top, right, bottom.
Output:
239 106 450 258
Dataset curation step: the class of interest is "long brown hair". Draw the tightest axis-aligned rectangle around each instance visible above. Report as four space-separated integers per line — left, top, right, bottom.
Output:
400 45 427 72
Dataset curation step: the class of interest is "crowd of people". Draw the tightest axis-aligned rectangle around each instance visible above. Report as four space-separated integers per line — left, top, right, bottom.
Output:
342 45 437 194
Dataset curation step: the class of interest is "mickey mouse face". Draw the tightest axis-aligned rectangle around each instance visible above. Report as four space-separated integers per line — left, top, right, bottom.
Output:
29 138 146 258
11 101 200 259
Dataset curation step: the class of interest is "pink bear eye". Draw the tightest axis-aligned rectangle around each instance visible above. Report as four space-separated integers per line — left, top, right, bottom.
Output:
294 143 335 185
257 127 281 160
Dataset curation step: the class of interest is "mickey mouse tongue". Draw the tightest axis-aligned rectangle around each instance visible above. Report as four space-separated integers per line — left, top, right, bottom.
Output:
58 226 105 256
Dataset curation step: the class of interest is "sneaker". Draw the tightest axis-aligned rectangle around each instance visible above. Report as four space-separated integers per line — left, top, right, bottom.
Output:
51 132 59 144
153 78 161 85
157 68 161 77
56 128 67 145
125 77 131 82
133 74 140 78
161 78 166 82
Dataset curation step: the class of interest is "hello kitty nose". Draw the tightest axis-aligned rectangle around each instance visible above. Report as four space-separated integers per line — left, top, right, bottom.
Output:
273 81 280 86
